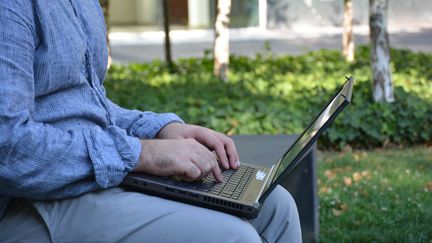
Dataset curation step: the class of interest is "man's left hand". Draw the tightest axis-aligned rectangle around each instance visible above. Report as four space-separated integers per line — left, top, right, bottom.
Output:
156 123 240 170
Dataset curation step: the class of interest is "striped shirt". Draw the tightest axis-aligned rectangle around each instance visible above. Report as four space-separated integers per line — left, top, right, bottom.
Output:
0 0 182 219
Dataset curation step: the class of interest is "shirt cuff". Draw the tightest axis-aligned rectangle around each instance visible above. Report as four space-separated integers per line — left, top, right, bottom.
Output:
83 126 141 189
130 112 184 139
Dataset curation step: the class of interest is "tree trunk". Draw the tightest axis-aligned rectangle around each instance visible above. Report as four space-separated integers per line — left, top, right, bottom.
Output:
213 0 231 81
162 0 173 68
99 0 111 68
343 0 354 62
369 0 394 102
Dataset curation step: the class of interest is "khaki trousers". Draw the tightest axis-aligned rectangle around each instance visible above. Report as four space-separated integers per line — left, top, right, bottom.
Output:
0 185 301 243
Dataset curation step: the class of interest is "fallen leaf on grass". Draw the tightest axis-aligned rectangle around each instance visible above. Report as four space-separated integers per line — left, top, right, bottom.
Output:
332 208 343 216
319 186 332 194
332 203 348 217
353 172 362 182
424 182 432 192
359 189 370 197
325 170 336 180
353 153 360 162
381 178 389 185
343 176 352 186
340 203 348 211
361 170 372 179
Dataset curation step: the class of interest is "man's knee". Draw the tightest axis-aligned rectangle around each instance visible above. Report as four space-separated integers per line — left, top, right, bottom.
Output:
179 211 262 243
267 185 298 217
220 218 262 243
253 185 302 242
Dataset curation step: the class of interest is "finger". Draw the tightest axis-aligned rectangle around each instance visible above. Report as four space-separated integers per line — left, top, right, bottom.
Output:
196 145 223 182
220 135 240 169
206 151 223 182
211 161 223 182
195 130 230 170
187 141 217 179
212 140 230 170
179 163 201 182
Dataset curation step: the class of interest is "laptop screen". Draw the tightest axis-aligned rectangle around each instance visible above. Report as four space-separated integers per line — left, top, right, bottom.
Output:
270 78 353 185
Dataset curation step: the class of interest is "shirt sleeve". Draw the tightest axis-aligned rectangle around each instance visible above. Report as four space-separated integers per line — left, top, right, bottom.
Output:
106 98 184 139
0 2 140 200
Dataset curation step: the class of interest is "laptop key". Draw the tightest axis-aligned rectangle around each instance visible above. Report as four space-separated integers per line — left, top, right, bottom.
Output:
204 165 257 198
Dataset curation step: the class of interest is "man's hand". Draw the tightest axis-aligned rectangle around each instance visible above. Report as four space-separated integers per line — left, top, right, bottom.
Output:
156 123 240 170
134 138 223 182
133 123 240 182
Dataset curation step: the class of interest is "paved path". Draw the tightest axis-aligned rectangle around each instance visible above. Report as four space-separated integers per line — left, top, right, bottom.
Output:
110 22 432 64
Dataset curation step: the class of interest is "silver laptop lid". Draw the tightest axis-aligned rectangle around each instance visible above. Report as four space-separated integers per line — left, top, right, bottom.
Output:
260 77 354 201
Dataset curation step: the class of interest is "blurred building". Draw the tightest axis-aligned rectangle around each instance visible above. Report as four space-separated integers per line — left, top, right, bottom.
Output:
109 0 432 29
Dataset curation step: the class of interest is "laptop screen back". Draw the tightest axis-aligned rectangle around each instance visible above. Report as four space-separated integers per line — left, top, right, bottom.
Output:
270 78 353 185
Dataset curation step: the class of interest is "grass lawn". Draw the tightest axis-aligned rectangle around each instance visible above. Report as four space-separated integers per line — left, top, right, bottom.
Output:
318 146 432 242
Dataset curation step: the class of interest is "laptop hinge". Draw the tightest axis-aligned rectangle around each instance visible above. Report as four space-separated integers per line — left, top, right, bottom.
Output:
258 164 276 201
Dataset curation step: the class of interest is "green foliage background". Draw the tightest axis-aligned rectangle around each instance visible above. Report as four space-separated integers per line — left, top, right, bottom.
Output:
105 46 432 149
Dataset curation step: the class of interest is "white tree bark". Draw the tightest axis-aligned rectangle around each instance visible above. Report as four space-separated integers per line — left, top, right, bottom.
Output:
369 0 394 102
343 0 354 62
213 0 231 81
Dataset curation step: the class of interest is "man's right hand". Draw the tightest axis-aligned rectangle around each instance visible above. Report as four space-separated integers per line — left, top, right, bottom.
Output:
133 139 223 182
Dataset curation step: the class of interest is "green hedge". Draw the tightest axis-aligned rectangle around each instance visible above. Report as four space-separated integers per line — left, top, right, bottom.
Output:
105 46 432 149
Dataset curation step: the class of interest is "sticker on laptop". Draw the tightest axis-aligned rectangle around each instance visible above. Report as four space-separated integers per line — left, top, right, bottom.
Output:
256 171 266 180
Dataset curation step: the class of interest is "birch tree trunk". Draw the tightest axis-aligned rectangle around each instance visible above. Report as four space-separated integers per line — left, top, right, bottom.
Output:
213 0 231 81
369 0 394 102
343 0 354 62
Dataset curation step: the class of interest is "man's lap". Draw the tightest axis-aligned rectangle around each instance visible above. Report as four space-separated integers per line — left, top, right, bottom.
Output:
0 198 51 243
34 187 261 242
0 185 300 243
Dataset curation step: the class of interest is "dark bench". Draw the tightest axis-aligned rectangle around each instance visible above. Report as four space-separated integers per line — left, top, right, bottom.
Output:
232 135 318 243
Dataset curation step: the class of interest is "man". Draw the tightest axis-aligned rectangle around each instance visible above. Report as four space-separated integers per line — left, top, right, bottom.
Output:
0 1 301 242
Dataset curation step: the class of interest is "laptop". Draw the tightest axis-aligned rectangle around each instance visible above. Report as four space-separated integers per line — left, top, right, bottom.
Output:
122 76 354 219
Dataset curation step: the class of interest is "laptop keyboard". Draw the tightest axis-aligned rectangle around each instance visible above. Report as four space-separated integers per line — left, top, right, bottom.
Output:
179 165 256 200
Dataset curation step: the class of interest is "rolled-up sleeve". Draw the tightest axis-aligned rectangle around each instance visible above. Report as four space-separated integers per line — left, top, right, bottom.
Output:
83 126 141 188
0 2 140 200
